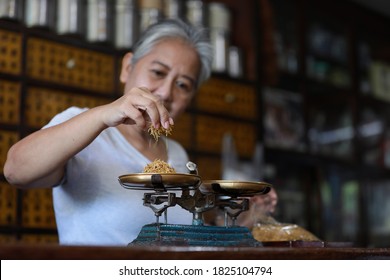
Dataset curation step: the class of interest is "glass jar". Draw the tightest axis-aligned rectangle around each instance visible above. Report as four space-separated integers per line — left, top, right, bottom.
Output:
86 0 113 43
209 2 231 73
163 0 184 20
186 0 206 28
114 0 138 49
138 0 162 33
0 0 23 21
25 0 56 29
56 0 85 35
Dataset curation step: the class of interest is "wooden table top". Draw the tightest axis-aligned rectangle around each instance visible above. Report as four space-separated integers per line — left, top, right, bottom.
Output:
1 243 389 260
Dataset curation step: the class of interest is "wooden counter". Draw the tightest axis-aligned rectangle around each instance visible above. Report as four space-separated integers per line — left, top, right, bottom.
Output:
1 243 390 260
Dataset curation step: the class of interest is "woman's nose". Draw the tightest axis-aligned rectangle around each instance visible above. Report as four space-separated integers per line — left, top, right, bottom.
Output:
155 80 174 101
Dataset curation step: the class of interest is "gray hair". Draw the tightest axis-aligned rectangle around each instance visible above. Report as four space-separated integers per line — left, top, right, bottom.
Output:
131 19 213 89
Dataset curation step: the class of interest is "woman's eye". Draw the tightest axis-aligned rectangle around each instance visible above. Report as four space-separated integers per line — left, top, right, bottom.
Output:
176 81 192 93
150 69 165 78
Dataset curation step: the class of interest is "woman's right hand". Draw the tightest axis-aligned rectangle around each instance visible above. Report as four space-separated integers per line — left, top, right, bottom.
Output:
100 87 174 131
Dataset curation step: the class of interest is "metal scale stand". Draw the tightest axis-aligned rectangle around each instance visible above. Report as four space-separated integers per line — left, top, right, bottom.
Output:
118 162 272 247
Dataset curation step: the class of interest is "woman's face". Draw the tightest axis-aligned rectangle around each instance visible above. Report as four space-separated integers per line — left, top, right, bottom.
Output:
121 38 201 121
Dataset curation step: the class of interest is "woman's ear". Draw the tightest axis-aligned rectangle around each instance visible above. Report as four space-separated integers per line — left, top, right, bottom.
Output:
119 52 133 84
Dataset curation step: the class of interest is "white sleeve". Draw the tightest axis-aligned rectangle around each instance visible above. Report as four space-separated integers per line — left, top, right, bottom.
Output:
43 106 88 129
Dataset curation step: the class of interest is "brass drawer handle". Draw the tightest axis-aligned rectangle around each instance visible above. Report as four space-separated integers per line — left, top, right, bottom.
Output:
224 92 236 103
66 58 76 69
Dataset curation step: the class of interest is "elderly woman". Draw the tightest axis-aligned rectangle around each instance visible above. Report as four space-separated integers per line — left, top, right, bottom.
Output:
4 19 213 246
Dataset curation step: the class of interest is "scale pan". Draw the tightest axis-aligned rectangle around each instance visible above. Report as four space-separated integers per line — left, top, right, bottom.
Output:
200 180 272 197
118 173 201 190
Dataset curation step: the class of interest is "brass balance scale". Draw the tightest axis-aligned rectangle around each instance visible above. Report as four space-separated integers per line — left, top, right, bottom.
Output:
118 162 272 247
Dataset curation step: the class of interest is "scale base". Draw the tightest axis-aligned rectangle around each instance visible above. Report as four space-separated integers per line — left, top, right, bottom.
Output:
129 223 262 247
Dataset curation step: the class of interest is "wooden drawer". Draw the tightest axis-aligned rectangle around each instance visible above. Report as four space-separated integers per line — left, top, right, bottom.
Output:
20 234 59 244
0 29 22 75
0 181 17 226
196 78 257 120
0 234 18 243
0 130 19 173
196 115 256 158
169 112 193 150
25 87 113 127
0 80 21 125
26 38 115 94
21 188 56 229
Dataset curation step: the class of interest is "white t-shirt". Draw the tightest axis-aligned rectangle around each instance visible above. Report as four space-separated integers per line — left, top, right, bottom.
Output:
45 107 193 246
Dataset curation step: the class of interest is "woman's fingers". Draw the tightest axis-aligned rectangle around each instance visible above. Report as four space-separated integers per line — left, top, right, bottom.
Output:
102 87 174 130
131 87 172 129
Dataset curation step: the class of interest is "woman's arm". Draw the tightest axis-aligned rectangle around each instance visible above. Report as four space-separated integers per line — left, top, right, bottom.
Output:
3 106 108 188
3 87 172 189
